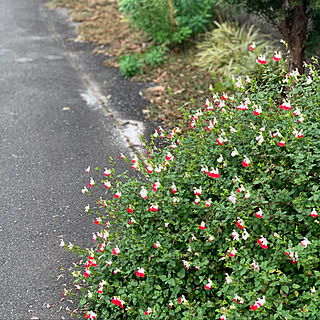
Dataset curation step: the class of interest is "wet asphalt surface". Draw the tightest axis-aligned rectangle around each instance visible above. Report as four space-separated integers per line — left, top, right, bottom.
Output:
0 0 156 318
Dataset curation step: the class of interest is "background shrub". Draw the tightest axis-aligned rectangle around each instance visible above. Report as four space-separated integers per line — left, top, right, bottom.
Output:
66 54 320 320
118 0 221 46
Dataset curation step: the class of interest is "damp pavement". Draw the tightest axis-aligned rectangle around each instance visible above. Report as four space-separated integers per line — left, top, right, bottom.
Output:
0 0 157 318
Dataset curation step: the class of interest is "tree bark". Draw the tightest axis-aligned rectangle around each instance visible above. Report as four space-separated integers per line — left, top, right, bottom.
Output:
279 0 308 73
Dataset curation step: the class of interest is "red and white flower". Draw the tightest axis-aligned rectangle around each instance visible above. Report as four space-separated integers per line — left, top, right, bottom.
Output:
104 180 111 189
127 205 133 214
165 222 169 229
232 230 239 241
253 105 262 116
242 155 250 167
191 234 196 242
166 152 173 161
84 269 91 278
234 294 244 305
182 260 190 270
97 280 106 294
256 54 266 64
193 186 202 196
170 183 177 194
135 267 145 278
228 247 237 258
208 167 220 178
249 41 255 51
301 237 310 247
255 208 263 218
82 186 88 193
95 217 102 225
194 195 200 205
112 246 120 256
206 118 217 131
257 235 268 249
205 278 213 290
293 107 301 116
311 287 316 294
146 165 153 173
153 179 160 192
169 301 174 309
88 178 95 188
245 190 251 199
149 203 159 212
104 168 111 177
153 241 161 249
225 273 232 285
178 295 187 304
205 199 212 207
236 217 244 230
208 235 214 242
85 311 97 319
114 190 121 198
111 296 124 308
217 136 224 146
237 184 245 193
280 99 291 110
273 51 281 61
278 140 285 147
199 221 206 230
129 217 136 225
85 166 90 173
106 260 112 266
251 260 260 271
139 186 148 199
251 295 265 311
310 208 318 217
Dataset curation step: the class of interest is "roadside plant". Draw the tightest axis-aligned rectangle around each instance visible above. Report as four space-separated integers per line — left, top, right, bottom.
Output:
118 53 145 78
196 22 279 83
63 51 320 319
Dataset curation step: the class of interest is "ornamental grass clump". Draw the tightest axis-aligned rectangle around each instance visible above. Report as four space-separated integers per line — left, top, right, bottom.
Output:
63 53 320 319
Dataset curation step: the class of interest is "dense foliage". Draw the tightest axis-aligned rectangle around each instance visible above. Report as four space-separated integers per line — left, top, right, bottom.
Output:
64 51 320 320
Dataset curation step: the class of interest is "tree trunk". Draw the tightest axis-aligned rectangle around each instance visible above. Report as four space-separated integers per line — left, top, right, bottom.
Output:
279 0 308 73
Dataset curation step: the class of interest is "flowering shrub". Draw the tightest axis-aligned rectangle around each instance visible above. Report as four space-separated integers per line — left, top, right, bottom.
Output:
64 53 320 319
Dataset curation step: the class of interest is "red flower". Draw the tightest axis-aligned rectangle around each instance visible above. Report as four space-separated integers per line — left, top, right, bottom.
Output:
153 179 160 192
199 221 206 230
249 42 255 51
257 236 268 249
242 155 250 167
127 205 133 214
88 178 95 188
104 168 111 177
278 141 285 147
310 208 318 217
255 208 263 218
256 54 266 64
112 246 120 256
135 267 145 278
273 51 281 61
216 136 224 146
204 279 212 290
170 183 177 194
208 167 220 178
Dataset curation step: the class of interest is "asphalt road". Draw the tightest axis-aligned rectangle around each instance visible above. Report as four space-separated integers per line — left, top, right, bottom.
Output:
0 0 154 318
